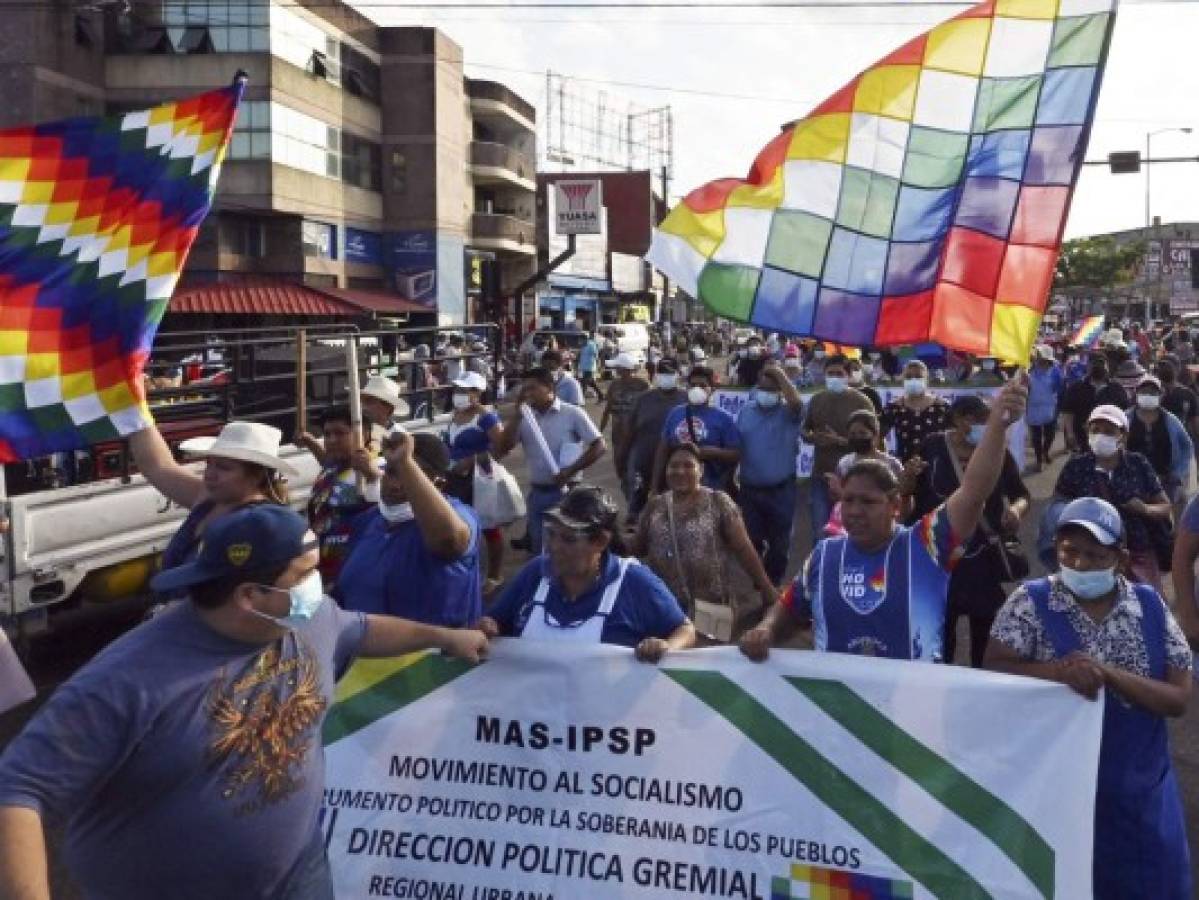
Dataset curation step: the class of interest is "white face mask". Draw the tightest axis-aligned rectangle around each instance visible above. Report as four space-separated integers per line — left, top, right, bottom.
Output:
755 391 780 409
904 377 927 397
378 499 415 524
655 373 678 390
1089 434 1121 458
1136 393 1161 410
687 386 710 406
848 371 864 386
452 392 471 411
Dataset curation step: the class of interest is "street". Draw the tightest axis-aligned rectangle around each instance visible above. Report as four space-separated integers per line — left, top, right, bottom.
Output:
3 386 1199 892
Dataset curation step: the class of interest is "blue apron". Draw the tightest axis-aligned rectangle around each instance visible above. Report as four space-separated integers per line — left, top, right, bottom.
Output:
818 534 915 659
1025 578 1191 900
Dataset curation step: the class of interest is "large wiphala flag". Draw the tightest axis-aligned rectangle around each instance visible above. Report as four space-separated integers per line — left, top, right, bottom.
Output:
647 0 1116 361
0 81 243 461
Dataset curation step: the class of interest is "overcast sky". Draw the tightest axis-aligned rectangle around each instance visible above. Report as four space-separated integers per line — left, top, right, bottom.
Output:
359 0 1198 240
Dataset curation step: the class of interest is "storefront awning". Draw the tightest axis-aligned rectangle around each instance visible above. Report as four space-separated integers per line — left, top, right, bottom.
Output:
170 281 360 317
310 286 433 316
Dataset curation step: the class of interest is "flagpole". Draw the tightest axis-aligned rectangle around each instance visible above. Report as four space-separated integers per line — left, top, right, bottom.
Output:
346 336 364 491
295 328 307 439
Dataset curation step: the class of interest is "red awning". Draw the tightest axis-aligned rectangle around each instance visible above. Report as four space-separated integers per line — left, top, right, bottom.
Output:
311 286 433 315
170 281 360 317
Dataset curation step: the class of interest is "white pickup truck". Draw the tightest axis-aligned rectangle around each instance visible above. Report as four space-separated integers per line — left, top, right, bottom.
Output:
1 445 322 641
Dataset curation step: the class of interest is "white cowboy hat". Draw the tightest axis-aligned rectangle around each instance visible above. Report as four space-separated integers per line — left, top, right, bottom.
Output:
357 375 411 416
605 352 638 370
450 371 488 391
179 421 299 476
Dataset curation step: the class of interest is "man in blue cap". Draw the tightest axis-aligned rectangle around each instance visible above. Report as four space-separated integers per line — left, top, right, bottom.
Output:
986 496 1192 900
0 504 487 900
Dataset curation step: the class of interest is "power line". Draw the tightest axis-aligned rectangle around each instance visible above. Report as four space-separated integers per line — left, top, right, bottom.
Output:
66 0 1199 7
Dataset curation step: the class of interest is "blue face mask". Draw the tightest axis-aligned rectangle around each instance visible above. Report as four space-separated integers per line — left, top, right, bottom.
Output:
755 390 780 409
966 423 986 446
1058 565 1117 601
254 571 325 628
825 376 848 393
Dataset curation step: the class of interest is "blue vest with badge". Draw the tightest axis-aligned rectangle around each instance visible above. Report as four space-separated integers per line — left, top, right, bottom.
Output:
1024 577 1191 900
816 533 920 660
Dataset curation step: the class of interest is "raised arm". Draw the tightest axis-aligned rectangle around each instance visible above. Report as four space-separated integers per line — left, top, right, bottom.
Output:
128 425 204 509
0 806 49 900
384 433 471 559
946 378 1028 542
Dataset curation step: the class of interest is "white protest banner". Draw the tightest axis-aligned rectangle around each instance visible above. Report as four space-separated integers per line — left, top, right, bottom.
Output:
712 384 1027 480
321 643 1102 900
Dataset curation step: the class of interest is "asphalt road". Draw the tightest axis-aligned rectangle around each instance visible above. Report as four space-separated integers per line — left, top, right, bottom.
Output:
3 382 1198 892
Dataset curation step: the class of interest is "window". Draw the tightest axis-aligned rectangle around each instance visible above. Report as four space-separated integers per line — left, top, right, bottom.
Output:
225 218 266 258
302 221 337 260
340 44 381 102
341 133 382 192
179 27 215 54
74 15 97 49
228 100 271 160
160 0 268 54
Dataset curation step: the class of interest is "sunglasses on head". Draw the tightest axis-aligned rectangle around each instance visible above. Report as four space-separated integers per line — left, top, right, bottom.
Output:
544 524 595 545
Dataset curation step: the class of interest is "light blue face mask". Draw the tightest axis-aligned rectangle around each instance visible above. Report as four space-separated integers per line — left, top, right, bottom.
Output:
254 571 325 628
825 376 848 393
755 390 780 409
1058 565 1116 601
965 423 986 446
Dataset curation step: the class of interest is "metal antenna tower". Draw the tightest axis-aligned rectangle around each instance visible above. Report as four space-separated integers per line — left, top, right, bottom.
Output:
542 70 674 193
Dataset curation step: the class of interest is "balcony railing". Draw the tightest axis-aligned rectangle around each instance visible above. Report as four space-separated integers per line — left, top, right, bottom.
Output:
466 79 536 123
471 213 535 246
469 142 535 181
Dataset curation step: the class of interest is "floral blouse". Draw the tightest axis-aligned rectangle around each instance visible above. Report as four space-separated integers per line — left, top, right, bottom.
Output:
642 488 738 616
882 397 950 462
991 576 1191 685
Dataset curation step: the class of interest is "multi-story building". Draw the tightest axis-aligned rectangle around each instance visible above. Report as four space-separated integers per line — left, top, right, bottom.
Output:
0 0 537 327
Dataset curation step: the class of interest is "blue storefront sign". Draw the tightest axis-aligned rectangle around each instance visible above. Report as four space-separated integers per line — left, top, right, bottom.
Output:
344 227 383 265
389 230 438 310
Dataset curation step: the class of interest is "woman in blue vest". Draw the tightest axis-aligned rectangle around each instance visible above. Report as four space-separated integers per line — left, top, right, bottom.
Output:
741 379 1028 663
986 497 1192 900
478 486 695 662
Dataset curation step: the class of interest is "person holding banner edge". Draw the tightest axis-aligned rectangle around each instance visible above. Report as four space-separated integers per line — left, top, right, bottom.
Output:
740 377 1028 663
478 486 695 662
0 504 488 900
986 497 1192 900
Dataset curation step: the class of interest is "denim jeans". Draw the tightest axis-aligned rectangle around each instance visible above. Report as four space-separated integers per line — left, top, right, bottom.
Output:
738 481 798 584
527 484 568 555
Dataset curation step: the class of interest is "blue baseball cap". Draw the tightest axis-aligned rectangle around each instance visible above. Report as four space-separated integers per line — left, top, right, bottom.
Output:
1056 497 1124 547
150 505 316 592
449 428 491 463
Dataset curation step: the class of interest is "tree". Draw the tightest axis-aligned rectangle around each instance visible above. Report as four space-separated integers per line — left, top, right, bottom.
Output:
1054 236 1145 290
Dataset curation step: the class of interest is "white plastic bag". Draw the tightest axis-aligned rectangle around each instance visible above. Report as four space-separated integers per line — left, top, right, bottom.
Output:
473 461 525 528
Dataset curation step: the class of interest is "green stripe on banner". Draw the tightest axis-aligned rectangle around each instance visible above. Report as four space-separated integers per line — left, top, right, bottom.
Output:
323 654 473 746
664 669 992 900
788 677 1054 899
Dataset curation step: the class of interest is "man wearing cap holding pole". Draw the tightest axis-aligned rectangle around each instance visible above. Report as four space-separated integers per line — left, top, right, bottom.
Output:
0 504 487 900
986 497 1192 900
599 353 649 502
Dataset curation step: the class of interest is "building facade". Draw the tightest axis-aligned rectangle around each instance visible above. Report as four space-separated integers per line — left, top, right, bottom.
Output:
0 0 537 326
534 170 664 330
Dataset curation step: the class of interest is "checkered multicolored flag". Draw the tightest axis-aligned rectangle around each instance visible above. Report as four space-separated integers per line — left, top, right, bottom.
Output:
0 79 244 461
647 0 1116 362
